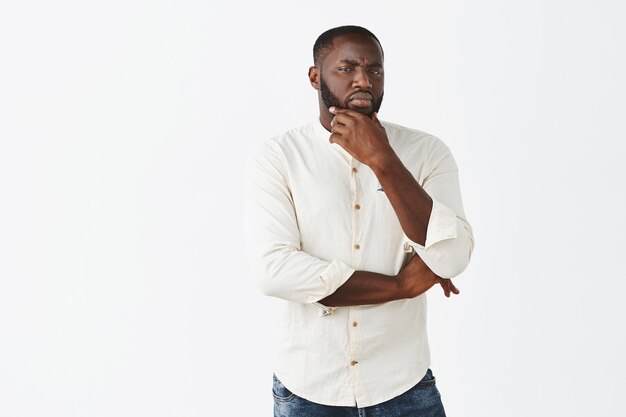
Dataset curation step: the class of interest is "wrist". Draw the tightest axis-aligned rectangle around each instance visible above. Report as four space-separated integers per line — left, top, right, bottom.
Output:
395 269 413 300
397 268 439 299
369 149 401 175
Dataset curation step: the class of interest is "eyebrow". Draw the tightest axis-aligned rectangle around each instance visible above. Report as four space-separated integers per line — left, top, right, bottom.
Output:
337 59 383 67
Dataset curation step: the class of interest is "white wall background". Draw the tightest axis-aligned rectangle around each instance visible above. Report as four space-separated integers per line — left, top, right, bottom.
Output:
1 1 625 416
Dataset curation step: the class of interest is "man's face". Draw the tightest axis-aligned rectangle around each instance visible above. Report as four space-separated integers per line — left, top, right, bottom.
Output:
318 34 384 116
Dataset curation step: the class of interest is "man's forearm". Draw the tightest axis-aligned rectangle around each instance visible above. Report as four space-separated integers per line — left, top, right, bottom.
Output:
327 108 433 247
370 153 433 247
319 255 440 307
319 270 402 306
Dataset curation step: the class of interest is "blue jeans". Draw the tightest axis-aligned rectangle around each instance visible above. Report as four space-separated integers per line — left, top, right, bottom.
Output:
273 369 447 417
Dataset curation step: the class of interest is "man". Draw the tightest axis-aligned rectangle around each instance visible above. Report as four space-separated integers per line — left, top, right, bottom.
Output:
244 25 474 416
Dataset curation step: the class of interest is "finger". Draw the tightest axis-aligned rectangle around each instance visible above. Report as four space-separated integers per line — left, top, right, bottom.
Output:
330 117 349 130
444 279 460 295
329 106 354 117
330 106 358 116
330 123 349 136
329 132 344 144
439 280 450 297
331 112 355 128
330 107 362 122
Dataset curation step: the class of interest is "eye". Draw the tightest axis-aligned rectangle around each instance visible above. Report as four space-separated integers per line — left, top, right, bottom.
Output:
368 68 383 76
338 66 354 72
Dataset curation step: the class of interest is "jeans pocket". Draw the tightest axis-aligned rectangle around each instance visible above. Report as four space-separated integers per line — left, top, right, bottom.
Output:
272 374 296 402
416 368 437 387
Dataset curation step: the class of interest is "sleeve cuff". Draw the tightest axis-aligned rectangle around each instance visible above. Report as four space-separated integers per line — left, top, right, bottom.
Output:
307 261 354 303
404 199 458 261
424 199 458 249
310 260 355 316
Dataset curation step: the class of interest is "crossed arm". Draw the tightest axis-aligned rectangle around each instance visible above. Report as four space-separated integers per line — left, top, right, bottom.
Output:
320 107 460 307
245 109 472 308
319 257 459 307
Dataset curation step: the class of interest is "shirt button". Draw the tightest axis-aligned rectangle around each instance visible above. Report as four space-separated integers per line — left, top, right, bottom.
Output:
352 321 358 327
354 244 360 250
352 167 358 173
354 204 361 210
351 360 358 366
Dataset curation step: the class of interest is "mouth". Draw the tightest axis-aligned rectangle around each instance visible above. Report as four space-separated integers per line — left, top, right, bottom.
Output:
348 92 374 108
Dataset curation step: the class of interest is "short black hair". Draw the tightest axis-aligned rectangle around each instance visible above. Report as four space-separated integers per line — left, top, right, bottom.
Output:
313 25 383 66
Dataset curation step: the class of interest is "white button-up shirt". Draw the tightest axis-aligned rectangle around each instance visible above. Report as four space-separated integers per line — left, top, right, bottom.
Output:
244 119 474 407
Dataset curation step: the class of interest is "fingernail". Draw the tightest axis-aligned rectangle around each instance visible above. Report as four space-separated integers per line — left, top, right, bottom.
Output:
329 106 336 113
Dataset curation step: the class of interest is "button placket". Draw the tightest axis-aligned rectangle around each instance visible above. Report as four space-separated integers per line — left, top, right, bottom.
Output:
348 307 362 374
350 160 363 266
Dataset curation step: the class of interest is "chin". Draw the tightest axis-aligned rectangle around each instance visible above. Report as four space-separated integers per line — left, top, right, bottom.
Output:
346 104 373 115
351 107 374 116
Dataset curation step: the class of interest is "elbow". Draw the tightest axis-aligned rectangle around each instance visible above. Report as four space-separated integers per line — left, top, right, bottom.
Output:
435 254 471 279
422 235 474 279
254 246 294 298
257 266 288 298
258 279 280 298
256 260 283 298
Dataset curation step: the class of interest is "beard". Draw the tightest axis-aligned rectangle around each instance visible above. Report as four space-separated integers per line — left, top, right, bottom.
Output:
320 76 383 116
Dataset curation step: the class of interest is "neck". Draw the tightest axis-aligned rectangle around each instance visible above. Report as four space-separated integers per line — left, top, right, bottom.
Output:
318 102 332 132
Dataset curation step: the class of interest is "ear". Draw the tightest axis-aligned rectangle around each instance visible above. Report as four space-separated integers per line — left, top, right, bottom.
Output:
308 66 320 90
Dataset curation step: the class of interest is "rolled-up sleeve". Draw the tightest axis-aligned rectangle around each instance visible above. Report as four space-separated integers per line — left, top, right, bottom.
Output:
404 142 474 278
243 141 355 303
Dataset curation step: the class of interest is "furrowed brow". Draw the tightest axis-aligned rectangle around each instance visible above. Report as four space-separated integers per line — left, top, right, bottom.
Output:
337 59 361 66
337 59 383 67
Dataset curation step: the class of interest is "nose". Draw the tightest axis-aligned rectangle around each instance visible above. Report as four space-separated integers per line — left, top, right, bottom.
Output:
352 68 372 89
